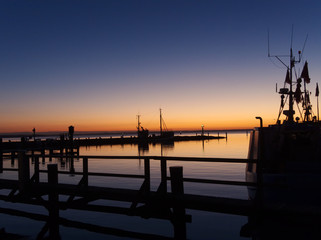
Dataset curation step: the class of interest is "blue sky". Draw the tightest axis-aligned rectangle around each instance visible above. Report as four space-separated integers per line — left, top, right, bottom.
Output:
1 1 321 132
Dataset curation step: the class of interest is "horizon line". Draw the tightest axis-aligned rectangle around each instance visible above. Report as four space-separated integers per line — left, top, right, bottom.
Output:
0 128 253 137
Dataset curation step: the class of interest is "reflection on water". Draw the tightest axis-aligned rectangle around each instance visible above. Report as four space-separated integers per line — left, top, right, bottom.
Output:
80 132 249 157
0 131 253 240
75 132 250 198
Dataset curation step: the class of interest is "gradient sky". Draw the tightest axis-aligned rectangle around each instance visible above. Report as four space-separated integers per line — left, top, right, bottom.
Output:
1 1 321 133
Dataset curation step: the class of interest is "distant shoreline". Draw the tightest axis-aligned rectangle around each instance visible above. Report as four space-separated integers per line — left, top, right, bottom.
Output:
0 129 252 138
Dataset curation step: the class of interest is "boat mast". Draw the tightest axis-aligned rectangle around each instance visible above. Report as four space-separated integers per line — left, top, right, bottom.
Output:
288 48 294 123
160 108 163 135
137 114 141 132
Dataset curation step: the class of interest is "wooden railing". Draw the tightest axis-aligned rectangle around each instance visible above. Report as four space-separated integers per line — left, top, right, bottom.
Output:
0 152 256 240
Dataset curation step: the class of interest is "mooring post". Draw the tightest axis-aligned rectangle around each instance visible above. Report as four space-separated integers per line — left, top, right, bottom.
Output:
34 156 39 183
49 149 53 162
18 152 30 191
11 151 15 166
68 126 75 174
31 150 35 163
0 138 2 173
83 157 88 187
70 155 75 174
41 149 45 164
144 158 150 193
47 164 60 239
160 158 167 193
0 150 3 174
170 166 186 240
60 148 63 162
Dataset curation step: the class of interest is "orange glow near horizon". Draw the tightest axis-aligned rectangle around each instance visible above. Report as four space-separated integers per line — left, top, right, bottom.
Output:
0 110 277 133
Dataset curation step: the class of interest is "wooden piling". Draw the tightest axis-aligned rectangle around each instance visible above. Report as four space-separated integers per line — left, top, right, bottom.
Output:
11 151 15 166
18 152 30 191
70 153 75 174
0 139 2 173
47 164 60 239
41 149 45 164
170 166 186 240
144 158 150 193
0 150 3 173
34 156 39 183
31 150 35 163
83 157 88 187
49 149 53 162
60 148 64 162
160 158 167 193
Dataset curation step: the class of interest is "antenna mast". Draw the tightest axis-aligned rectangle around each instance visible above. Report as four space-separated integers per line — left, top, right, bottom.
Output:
160 108 163 135
268 29 305 124
288 48 294 123
137 115 141 131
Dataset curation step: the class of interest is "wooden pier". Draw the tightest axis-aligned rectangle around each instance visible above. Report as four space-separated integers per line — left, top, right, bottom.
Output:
0 131 226 151
0 152 320 239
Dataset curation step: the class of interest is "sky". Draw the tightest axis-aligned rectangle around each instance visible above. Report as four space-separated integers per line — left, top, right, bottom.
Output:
1 0 321 133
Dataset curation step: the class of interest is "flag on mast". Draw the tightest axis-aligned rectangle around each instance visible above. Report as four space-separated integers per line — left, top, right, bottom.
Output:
300 61 310 83
316 83 319 97
285 70 291 84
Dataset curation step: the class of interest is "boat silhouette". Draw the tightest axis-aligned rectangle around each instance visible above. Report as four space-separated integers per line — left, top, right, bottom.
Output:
246 38 321 206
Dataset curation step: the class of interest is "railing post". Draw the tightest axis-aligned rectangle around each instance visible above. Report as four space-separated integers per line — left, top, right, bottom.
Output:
83 157 88 187
255 117 264 208
60 147 64 162
47 164 60 239
160 158 167 193
18 152 30 191
49 149 53 162
144 158 150 193
0 150 3 173
170 166 186 240
0 138 2 173
31 150 35 163
11 151 15 166
34 156 39 183
70 154 75 174
41 149 45 164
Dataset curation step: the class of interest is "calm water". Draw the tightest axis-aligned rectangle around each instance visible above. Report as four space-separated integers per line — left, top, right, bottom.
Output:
0 131 251 240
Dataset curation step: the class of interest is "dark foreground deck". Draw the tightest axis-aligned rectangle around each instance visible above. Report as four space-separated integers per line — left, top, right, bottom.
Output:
0 153 320 239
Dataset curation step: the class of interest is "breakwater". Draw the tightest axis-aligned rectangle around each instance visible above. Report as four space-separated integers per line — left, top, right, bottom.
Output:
0 134 226 151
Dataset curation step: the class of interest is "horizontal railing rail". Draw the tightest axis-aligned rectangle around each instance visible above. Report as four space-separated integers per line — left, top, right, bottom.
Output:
0 153 256 189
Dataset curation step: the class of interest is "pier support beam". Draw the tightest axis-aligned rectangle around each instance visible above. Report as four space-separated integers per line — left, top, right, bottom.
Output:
18 152 30 191
144 158 150 193
0 138 2 173
0 150 3 174
48 164 60 240
170 166 187 240
33 156 39 183
11 151 15 166
159 158 167 193
82 157 88 187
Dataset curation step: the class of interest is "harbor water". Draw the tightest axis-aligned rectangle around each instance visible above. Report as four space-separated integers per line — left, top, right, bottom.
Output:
0 131 251 240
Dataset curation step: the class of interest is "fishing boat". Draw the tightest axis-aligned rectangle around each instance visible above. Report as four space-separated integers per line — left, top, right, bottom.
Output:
246 43 321 205
136 115 149 140
159 108 174 139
